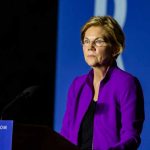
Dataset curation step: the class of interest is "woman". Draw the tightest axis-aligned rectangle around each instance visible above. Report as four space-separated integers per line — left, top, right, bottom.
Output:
60 16 144 150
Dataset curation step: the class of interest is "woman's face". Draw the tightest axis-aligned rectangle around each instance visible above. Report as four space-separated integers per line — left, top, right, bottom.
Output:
82 26 113 68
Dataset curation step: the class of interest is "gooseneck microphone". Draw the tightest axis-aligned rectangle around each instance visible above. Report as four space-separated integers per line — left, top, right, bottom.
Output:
0 86 39 120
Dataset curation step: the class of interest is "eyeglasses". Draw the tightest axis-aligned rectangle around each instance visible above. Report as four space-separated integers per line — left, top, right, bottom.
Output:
82 38 107 47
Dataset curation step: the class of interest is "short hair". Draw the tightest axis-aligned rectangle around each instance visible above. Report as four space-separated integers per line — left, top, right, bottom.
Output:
81 16 125 59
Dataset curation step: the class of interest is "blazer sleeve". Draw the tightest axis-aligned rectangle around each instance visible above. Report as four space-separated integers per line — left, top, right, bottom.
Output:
60 78 77 141
109 77 145 150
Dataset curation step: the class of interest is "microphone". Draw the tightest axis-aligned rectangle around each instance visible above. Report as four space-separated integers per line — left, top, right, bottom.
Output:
0 86 39 120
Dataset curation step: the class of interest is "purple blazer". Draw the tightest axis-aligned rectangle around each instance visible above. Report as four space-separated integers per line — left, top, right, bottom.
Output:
60 62 144 150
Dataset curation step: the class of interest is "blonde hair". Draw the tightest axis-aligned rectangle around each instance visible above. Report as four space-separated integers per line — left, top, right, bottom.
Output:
81 16 125 59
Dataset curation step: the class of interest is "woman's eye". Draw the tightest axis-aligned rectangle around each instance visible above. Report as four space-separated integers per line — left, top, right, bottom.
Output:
96 40 102 44
95 40 104 46
84 40 89 44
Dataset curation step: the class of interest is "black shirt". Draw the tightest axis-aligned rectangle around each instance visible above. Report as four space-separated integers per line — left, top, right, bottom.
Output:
78 100 97 150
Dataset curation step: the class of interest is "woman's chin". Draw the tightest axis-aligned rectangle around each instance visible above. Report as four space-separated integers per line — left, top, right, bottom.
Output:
86 60 105 68
86 61 98 67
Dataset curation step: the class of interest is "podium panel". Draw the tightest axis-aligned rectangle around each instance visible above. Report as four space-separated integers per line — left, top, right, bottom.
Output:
12 124 80 150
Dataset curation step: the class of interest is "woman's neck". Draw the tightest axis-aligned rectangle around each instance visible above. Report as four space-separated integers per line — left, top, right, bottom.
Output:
93 65 109 83
93 59 114 83
92 65 110 101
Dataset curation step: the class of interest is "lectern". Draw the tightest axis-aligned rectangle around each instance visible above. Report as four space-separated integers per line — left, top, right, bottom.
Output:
12 123 80 150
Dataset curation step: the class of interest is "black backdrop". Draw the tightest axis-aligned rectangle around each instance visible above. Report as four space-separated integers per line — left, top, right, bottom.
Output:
0 0 57 127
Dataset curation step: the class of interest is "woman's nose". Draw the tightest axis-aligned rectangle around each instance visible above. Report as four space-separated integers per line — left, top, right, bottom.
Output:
88 42 96 51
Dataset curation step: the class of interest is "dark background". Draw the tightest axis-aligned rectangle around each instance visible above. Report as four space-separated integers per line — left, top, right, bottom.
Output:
0 0 57 127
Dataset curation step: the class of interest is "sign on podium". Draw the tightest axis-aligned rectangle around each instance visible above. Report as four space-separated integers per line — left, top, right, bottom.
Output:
0 120 13 150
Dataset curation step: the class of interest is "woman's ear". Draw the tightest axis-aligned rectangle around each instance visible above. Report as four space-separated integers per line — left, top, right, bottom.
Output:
112 45 120 57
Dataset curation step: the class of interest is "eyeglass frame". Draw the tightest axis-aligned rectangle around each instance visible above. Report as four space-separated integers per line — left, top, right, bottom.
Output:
81 37 108 47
